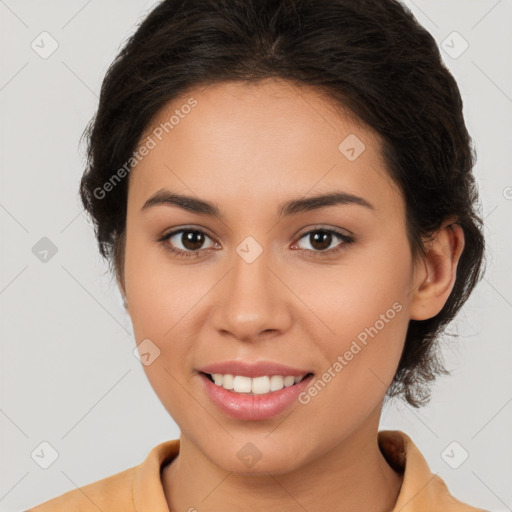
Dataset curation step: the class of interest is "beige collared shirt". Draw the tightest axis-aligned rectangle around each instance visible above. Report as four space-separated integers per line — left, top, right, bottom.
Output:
27 430 487 511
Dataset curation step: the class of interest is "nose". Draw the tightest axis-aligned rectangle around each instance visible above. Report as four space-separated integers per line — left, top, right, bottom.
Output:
210 247 293 343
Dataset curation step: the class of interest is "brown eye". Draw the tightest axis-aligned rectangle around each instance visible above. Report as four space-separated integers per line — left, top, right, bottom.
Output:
178 230 207 251
294 229 353 255
307 231 335 251
159 228 217 258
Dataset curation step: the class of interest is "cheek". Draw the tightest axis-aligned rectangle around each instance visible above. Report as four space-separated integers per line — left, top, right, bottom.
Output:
124 228 201 339
296 235 413 392
297 232 412 337
287 257 411 447
123 238 205 425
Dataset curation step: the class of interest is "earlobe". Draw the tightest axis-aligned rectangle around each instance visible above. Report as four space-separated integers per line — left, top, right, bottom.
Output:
409 220 465 321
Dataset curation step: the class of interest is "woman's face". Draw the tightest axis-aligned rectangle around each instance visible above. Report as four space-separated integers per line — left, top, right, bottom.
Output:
122 78 422 473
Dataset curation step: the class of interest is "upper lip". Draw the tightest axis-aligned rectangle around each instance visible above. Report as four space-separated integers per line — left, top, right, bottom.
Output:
198 360 313 378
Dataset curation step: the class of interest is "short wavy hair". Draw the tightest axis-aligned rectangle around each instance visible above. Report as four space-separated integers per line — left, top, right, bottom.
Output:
79 0 486 408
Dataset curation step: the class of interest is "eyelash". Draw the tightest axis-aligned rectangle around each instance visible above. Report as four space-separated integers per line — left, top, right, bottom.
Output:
157 226 354 260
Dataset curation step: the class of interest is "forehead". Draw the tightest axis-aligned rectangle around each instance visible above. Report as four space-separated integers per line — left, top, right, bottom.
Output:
128 78 402 217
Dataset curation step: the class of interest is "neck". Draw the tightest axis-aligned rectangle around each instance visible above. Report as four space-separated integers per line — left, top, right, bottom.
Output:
162 410 403 512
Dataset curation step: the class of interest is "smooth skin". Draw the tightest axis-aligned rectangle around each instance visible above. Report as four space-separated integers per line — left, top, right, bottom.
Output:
119 78 464 512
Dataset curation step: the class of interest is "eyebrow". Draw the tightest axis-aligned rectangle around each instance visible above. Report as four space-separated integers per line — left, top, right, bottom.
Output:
141 188 374 219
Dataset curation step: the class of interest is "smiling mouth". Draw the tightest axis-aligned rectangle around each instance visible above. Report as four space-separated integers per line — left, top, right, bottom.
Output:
201 371 314 395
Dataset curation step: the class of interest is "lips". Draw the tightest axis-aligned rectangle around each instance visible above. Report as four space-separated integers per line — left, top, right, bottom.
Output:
199 371 315 420
197 360 313 378
196 360 316 420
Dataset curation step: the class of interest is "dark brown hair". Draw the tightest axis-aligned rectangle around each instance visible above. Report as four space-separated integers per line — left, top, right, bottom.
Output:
79 0 485 407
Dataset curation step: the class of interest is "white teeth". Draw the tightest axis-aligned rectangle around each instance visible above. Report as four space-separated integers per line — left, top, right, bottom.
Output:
283 376 295 387
233 375 252 393
209 373 308 394
269 375 284 391
222 374 234 389
251 376 270 395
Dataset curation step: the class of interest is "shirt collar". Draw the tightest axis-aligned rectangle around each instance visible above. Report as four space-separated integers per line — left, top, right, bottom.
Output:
132 430 478 511
379 430 482 511
133 439 179 511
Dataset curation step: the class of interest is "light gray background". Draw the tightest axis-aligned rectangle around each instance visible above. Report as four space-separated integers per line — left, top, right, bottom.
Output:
1 1 511 511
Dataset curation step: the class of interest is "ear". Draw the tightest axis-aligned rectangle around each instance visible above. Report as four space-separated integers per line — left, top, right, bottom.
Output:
409 218 465 321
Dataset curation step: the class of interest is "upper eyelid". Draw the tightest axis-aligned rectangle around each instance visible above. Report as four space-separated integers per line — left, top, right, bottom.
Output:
161 226 216 242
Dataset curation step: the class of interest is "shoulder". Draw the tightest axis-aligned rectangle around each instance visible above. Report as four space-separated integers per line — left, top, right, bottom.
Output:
25 466 136 512
425 473 489 512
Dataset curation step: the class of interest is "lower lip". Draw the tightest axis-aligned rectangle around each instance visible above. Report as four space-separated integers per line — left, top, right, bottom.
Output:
199 372 314 421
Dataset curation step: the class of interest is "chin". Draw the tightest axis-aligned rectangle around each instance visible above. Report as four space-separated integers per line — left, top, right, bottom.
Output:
204 437 309 475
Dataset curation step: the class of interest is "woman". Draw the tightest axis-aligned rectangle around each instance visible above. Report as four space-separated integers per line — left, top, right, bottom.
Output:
28 0 486 510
